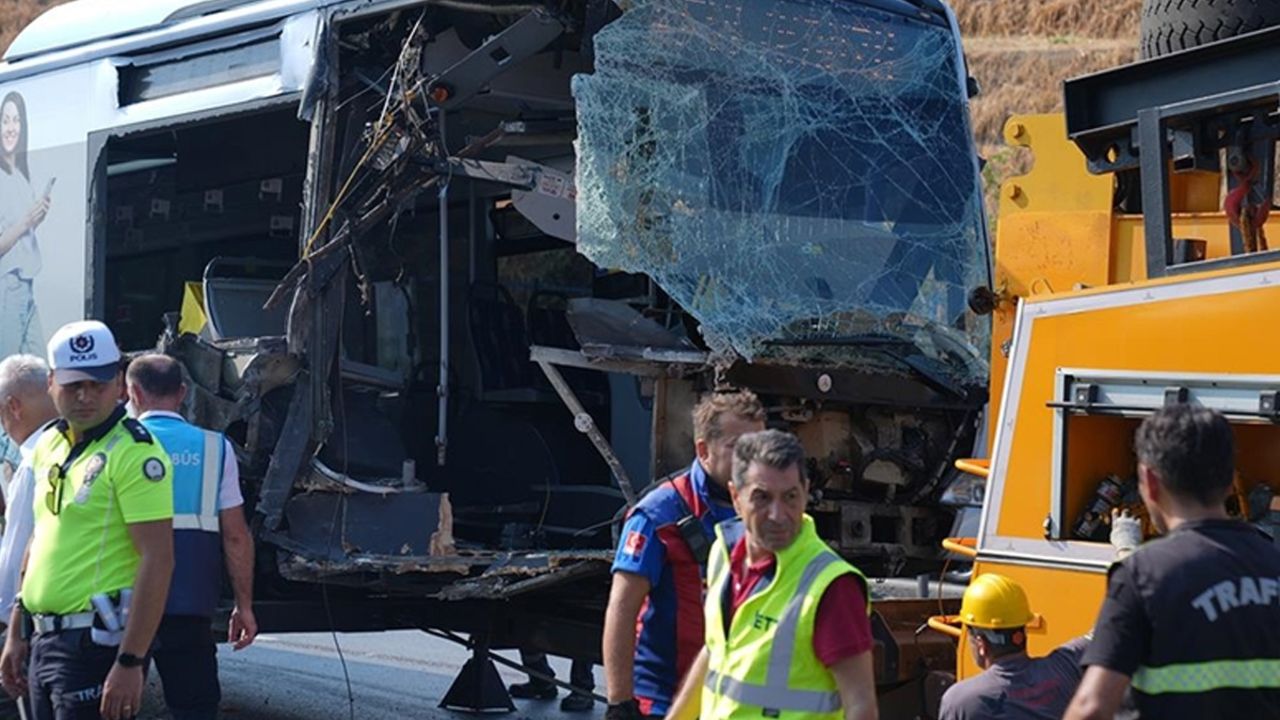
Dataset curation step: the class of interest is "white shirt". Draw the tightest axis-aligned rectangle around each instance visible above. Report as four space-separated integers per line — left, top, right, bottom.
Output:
138 410 244 511
0 430 40 618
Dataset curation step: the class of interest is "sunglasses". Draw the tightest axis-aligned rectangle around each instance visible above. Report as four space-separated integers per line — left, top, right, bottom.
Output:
45 465 66 516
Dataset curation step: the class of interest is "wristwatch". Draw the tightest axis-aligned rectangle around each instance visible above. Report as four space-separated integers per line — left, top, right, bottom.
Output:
115 652 145 668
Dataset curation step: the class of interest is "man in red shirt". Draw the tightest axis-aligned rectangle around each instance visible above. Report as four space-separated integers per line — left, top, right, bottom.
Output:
725 526 873 667
667 429 878 720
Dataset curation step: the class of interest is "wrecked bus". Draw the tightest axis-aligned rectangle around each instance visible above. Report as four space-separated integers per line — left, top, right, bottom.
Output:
0 0 989 711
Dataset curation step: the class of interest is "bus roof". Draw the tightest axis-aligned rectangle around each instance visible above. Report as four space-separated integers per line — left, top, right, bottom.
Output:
6 0 272 62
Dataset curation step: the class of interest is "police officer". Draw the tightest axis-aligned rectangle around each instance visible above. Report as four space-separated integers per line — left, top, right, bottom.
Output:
125 354 257 720
1065 405 1280 719
0 321 174 720
668 430 877 720
603 390 764 719
939 574 1086 720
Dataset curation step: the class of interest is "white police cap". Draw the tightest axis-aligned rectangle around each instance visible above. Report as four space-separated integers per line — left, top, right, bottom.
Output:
47 320 121 385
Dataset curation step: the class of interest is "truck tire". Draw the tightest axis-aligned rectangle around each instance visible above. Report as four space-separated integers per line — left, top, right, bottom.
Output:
1141 0 1280 59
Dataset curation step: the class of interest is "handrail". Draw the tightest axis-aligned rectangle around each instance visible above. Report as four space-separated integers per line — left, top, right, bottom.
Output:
926 615 963 638
941 537 978 558
954 457 990 478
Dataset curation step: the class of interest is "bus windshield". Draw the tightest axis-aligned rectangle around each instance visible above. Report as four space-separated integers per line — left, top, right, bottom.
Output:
574 0 989 384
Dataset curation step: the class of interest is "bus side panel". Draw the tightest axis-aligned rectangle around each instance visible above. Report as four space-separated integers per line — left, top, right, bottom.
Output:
0 64 96 457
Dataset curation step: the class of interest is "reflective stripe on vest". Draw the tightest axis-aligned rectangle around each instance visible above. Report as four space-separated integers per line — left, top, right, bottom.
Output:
172 431 221 532
702 517 873 720
707 540 726 589
705 670 841 714
765 553 840 689
1132 659 1280 695
704 547 845 716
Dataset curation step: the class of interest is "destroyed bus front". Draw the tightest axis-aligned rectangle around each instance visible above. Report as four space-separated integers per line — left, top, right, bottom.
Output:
0 0 984 690
230 0 989 635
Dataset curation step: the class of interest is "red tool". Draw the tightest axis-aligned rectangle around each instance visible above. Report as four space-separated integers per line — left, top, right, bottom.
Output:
1224 157 1270 253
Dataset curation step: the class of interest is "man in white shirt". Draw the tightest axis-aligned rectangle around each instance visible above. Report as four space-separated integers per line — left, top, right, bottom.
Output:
0 354 57 718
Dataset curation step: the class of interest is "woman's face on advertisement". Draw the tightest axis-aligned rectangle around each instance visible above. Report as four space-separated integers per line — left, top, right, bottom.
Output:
1 101 20 156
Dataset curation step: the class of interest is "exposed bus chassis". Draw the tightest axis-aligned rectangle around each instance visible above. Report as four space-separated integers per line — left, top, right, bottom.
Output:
151 0 984 709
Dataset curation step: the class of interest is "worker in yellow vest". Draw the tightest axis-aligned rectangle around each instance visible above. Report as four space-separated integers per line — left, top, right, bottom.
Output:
667 429 878 720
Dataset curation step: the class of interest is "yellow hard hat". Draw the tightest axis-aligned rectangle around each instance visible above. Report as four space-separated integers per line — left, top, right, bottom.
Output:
959 573 1035 630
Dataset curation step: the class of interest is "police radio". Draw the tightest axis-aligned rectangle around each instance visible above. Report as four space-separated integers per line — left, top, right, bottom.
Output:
669 482 713 566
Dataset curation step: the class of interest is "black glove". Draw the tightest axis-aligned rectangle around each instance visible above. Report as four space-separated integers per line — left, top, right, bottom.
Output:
605 699 642 720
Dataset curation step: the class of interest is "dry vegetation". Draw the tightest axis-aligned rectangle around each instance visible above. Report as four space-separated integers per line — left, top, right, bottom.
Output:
0 0 59 58
952 0 1143 217
965 42 1136 152
953 0 1140 40
957 0 1143 149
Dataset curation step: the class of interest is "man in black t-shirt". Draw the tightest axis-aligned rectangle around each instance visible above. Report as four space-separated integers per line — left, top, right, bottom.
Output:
1065 404 1280 720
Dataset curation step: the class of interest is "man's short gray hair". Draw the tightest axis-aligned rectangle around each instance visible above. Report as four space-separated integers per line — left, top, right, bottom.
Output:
731 429 807 486
125 353 183 398
0 354 48 401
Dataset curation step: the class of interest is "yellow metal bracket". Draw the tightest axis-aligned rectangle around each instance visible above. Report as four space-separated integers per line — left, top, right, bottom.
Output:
926 612 1046 640
998 115 1113 217
953 458 990 479
941 537 978 557
927 615 963 638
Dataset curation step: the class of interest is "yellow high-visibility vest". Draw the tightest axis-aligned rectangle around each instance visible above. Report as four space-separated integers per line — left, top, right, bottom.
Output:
702 515 870 720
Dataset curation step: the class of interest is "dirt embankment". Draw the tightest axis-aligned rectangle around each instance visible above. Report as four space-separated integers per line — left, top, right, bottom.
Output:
957 0 1143 151
952 0 1143 216
954 0 1140 40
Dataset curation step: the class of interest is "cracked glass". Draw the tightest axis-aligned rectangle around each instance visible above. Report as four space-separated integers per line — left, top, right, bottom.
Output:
573 0 990 385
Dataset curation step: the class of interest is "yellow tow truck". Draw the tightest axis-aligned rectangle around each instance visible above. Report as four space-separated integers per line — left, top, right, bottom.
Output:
930 20 1280 682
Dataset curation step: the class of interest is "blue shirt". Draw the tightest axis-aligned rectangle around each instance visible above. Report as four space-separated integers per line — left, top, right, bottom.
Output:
611 460 736 715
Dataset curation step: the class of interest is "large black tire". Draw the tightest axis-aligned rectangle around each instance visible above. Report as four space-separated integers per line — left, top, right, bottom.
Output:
1141 0 1280 59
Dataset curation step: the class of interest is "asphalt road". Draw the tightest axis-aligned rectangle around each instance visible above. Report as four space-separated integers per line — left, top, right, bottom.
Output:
132 631 602 720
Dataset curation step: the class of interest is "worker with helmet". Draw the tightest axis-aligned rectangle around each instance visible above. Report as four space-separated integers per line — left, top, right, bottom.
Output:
939 510 1142 720
938 573 1087 720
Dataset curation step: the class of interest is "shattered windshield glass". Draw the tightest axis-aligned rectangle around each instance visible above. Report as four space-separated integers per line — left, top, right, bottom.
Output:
573 0 990 383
